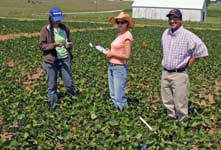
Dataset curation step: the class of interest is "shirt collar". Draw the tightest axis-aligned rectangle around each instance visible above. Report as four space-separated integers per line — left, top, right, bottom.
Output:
168 26 183 36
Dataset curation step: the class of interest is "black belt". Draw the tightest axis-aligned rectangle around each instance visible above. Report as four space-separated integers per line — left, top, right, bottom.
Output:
164 67 187 73
109 63 126 66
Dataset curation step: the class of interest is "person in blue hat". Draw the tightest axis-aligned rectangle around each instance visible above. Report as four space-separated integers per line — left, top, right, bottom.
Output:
39 7 78 109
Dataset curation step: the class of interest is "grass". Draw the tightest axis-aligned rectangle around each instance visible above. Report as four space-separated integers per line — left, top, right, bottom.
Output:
0 1 221 32
0 0 132 19
206 3 221 23
0 0 221 24
207 3 221 17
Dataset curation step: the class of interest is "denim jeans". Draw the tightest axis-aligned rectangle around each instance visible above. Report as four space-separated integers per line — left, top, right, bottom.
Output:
44 58 77 108
108 64 128 110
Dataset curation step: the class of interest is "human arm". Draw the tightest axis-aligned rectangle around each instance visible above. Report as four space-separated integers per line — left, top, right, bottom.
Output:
39 27 62 51
188 34 208 67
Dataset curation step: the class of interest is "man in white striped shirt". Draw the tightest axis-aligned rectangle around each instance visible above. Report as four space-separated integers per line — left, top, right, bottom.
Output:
161 9 208 121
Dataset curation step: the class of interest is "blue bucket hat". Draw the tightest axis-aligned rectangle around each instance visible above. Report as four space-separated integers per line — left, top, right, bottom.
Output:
49 7 64 22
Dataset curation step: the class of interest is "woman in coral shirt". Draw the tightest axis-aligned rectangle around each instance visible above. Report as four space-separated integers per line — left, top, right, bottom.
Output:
106 12 134 110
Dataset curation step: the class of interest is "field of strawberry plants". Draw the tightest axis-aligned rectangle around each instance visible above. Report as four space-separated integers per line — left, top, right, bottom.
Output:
0 26 220 149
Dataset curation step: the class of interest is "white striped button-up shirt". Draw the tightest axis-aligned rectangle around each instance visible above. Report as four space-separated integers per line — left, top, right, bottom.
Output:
161 26 208 70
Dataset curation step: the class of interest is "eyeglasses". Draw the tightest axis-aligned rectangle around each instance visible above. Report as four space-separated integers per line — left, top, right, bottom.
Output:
116 20 128 25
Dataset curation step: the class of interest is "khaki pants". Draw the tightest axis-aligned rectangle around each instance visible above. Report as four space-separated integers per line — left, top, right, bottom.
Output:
161 70 190 121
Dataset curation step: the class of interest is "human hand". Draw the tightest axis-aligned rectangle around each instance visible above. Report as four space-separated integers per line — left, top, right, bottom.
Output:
53 42 62 47
105 48 112 58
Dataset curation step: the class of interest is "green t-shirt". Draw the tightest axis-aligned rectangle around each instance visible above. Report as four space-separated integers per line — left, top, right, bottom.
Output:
54 28 68 59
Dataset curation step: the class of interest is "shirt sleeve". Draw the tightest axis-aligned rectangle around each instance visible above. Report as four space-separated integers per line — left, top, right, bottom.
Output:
124 32 134 42
39 27 55 51
188 33 208 58
161 31 166 49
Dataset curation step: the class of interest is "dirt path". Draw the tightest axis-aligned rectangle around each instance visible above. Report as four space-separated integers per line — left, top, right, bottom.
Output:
0 27 114 41
62 9 123 14
0 16 110 24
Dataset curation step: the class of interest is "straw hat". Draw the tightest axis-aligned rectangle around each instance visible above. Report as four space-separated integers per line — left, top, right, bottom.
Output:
109 12 135 28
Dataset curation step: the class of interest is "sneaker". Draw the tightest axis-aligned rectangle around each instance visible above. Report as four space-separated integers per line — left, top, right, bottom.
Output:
177 116 188 122
168 116 177 122
48 100 56 111
73 89 79 96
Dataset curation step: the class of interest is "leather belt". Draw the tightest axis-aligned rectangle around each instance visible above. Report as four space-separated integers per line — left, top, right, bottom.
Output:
109 63 126 66
163 67 187 73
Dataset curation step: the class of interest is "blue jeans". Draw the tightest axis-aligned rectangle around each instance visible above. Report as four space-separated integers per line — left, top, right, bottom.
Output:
44 58 77 108
108 64 128 110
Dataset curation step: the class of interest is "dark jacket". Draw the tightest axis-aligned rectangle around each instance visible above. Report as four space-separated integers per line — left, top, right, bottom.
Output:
39 23 73 63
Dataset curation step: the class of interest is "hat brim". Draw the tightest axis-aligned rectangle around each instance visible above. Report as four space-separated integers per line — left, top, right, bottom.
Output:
109 16 135 28
166 13 181 19
52 16 64 22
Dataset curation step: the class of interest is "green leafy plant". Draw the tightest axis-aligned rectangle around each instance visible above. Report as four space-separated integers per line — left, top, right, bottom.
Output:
0 26 220 149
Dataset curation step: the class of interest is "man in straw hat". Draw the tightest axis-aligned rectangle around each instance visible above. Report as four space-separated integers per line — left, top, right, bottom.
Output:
161 9 208 121
105 12 134 110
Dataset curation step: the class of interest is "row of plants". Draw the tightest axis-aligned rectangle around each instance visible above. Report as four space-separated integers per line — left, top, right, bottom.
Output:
0 26 220 149
0 19 111 35
1 17 221 36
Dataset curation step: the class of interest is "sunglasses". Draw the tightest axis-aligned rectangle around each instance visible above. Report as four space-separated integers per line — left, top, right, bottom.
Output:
168 17 181 21
116 20 128 25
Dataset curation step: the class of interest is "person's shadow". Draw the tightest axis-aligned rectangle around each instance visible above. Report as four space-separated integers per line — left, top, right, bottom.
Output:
127 97 139 106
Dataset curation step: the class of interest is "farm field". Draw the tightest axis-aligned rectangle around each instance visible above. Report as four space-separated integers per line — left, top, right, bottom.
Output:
0 1 221 25
0 26 221 149
0 19 111 35
1 3 221 35
0 18 221 38
0 0 132 19
0 1 220 25
0 0 221 149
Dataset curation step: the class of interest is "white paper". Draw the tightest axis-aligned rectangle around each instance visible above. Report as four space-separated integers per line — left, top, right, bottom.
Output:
89 43 94 48
95 45 107 54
